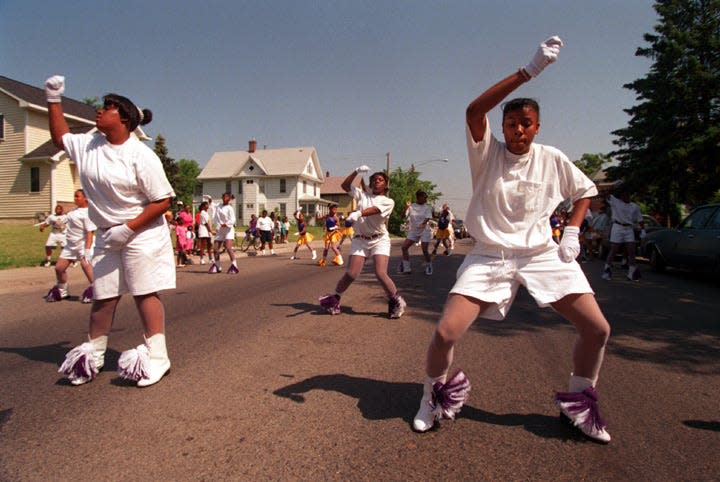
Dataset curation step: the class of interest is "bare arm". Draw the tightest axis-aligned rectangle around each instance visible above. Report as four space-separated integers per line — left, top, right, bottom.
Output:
466 70 529 143
48 103 70 149
567 198 591 228
340 171 358 192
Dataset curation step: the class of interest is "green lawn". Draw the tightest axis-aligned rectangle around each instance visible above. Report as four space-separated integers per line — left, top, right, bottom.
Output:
0 225 52 269
0 223 329 270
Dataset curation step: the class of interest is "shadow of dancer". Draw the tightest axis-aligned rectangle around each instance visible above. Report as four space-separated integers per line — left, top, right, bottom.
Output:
273 373 577 440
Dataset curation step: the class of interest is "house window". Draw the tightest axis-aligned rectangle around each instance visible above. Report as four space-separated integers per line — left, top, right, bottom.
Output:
225 181 231 194
237 181 243 194
314 184 317 196
259 180 265 194
30 166 40 192
0 114 4 140
280 179 286 193
236 203 243 223
279 203 286 217
246 180 254 184
303 181 307 194
194 183 203 197
246 203 254 209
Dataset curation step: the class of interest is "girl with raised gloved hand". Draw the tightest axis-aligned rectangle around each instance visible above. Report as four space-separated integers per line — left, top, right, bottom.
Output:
47 75 175 388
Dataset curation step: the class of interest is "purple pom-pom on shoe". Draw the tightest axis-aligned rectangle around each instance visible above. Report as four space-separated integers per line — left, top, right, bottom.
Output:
555 386 611 443
430 369 471 420
58 342 97 381
117 344 150 381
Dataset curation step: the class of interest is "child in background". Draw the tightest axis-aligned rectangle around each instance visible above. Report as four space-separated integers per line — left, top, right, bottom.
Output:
290 210 317 260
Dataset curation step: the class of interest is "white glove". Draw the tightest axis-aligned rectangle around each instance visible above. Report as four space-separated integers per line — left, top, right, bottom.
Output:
346 210 362 223
558 226 580 263
44 75 65 103
524 36 563 77
83 248 94 260
355 165 370 174
101 224 134 251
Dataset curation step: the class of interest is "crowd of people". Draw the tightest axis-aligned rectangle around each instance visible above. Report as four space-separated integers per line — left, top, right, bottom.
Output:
44 37 626 444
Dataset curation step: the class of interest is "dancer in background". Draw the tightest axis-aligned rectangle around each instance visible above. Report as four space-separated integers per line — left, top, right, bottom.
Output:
208 192 238 274
319 167 406 318
39 204 68 267
398 190 433 275
45 189 95 303
290 209 317 260
317 203 343 267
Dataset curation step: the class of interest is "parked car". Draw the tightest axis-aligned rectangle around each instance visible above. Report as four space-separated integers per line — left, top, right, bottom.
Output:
452 219 469 239
640 203 720 273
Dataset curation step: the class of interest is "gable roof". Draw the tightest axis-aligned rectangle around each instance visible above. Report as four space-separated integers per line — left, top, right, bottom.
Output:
0 75 96 122
199 146 323 180
22 125 96 160
320 175 361 195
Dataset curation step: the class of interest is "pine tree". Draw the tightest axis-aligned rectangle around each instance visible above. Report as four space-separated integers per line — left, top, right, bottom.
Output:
153 134 180 192
611 0 720 219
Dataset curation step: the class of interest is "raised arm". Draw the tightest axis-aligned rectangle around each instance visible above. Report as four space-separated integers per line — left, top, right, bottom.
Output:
466 36 563 142
45 76 70 149
341 164 370 192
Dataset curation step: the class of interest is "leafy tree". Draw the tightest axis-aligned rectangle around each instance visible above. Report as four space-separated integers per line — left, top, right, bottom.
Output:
175 158 201 206
153 134 180 192
574 153 610 177
387 166 441 235
82 97 102 110
610 0 720 222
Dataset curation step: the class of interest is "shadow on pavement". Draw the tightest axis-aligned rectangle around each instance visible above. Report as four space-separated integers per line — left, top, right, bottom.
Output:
273 373 581 441
683 420 720 432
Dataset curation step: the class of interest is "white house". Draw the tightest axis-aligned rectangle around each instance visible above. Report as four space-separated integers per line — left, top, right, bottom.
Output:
198 140 332 225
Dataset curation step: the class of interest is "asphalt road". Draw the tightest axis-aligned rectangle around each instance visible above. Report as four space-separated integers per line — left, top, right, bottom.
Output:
0 239 718 481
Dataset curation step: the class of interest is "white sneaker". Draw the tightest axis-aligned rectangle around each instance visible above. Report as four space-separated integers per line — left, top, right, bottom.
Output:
424 264 433 275
311 250 317 260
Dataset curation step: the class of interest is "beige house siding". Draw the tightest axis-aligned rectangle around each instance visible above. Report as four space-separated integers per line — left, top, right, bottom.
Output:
0 94 91 220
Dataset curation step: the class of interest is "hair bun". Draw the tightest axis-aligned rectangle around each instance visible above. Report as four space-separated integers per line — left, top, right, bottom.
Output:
140 108 153 125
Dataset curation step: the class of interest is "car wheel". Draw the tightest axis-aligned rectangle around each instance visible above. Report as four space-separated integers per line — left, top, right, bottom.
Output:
649 246 666 272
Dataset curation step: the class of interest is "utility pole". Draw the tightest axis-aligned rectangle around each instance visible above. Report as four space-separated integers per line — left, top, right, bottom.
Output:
386 152 391 175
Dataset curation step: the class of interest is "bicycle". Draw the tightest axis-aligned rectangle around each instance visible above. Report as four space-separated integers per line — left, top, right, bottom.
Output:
239 231 262 252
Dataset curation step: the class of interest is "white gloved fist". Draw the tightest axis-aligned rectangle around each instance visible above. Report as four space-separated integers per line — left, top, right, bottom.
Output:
83 248 94 260
355 165 370 174
557 225 580 263
525 36 563 77
101 224 134 251
44 75 65 103
346 210 362 223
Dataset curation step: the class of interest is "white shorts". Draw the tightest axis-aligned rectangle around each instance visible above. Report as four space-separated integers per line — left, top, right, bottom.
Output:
214 226 235 242
406 227 433 244
59 245 83 260
610 224 635 244
349 235 391 258
450 248 594 321
197 224 210 238
93 219 176 300
45 232 66 248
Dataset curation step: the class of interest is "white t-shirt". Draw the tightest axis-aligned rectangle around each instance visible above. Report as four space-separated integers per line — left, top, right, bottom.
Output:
45 214 68 233
607 195 642 225
213 203 236 227
257 216 274 231
62 132 175 229
64 207 96 247
350 186 395 237
407 203 432 231
465 120 597 253
199 210 211 226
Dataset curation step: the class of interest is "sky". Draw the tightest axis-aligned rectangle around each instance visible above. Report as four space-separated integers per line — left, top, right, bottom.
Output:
1 0 657 219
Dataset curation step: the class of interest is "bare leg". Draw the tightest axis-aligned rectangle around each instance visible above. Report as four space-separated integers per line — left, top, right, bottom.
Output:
426 294 488 377
550 293 610 382
335 255 365 293
372 254 397 297
55 258 70 284
88 296 121 339
134 293 166 337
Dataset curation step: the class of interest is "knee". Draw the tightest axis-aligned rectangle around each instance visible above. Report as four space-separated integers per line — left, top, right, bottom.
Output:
431 326 457 351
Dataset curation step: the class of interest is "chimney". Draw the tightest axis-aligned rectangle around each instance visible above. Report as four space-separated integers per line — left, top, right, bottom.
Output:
248 139 257 153
325 171 330 177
